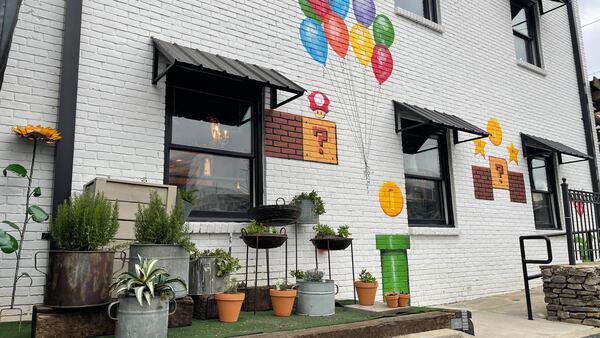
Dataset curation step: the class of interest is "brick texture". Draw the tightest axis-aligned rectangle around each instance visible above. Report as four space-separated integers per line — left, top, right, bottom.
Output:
265 109 303 160
472 166 494 201
508 171 527 204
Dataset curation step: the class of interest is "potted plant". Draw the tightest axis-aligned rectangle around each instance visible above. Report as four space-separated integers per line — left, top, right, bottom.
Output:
178 187 198 219
296 269 336 316
384 292 399 308
398 292 410 307
290 191 325 224
189 249 240 295
43 190 120 307
310 224 353 251
130 191 195 299
355 269 378 306
270 279 297 317
240 219 287 249
215 277 245 323
108 255 186 338
289 270 305 280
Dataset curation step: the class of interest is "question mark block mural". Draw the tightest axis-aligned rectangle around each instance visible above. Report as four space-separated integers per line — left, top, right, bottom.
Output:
302 116 338 164
489 157 509 190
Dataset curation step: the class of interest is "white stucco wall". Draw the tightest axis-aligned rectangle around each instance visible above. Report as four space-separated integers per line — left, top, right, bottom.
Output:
0 0 597 317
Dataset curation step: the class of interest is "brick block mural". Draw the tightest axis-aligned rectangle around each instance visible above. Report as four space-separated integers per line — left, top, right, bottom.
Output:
508 171 526 203
472 166 494 200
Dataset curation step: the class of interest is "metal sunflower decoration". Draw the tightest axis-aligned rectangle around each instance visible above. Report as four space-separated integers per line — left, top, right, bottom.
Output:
0 124 61 325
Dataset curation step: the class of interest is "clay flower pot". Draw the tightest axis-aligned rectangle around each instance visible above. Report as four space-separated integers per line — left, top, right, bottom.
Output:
270 289 297 317
384 292 399 308
398 293 410 307
354 281 378 306
215 292 246 323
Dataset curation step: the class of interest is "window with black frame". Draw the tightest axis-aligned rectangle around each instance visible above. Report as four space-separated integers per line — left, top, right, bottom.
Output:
166 86 259 220
511 0 541 66
528 156 560 229
395 0 438 22
402 132 453 226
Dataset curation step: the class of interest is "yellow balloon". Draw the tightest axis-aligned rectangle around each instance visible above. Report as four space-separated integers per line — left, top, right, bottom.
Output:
350 23 374 67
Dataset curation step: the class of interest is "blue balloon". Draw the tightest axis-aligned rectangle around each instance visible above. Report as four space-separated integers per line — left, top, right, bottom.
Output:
299 18 328 65
329 0 350 19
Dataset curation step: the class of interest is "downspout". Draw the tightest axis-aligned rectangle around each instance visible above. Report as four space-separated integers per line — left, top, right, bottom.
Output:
564 0 600 193
51 0 83 214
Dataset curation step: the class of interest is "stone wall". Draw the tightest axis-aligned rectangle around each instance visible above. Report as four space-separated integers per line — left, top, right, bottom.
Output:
541 264 600 326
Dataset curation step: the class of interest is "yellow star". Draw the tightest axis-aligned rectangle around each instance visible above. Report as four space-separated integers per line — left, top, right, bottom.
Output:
473 139 486 158
507 142 520 165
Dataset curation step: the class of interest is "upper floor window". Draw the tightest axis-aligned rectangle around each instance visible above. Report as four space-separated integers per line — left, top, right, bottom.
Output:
396 0 438 22
527 156 560 229
403 132 453 226
511 0 541 66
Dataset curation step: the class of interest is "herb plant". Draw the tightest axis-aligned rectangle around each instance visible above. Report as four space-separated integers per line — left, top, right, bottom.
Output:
313 224 335 236
110 255 187 306
178 187 198 204
51 190 119 251
244 219 277 235
290 191 325 216
224 277 240 294
303 269 324 282
193 249 241 277
275 279 293 291
337 225 351 238
358 269 377 283
289 270 305 279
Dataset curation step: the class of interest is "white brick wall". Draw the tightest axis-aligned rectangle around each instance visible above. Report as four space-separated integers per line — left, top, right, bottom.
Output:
0 0 597 315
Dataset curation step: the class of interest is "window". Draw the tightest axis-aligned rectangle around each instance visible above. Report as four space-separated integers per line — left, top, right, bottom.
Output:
165 72 263 220
527 156 560 229
511 0 541 66
396 0 438 22
402 132 453 226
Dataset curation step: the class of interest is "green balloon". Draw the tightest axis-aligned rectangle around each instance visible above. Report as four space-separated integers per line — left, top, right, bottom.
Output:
299 0 322 23
373 15 395 47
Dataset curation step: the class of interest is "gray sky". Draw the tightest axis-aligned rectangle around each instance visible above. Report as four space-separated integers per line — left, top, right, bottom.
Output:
580 0 600 78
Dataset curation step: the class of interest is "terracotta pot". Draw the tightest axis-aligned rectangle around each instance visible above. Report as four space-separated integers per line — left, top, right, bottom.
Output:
215 292 245 323
354 281 378 306
398 294 410 307
384 293 399 308
270 289 297 317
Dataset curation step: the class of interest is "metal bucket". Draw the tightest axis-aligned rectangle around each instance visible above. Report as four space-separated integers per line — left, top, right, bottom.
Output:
37 250 120 308
297 200 319 224
188 256 227 295
129 244 189 299
296 280 337 316
108 296 175 338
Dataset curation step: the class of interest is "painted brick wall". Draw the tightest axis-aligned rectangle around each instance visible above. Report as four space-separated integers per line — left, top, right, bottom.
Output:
265 110 303 161
509 171 527 204
472 166 494 201
0 0 597 314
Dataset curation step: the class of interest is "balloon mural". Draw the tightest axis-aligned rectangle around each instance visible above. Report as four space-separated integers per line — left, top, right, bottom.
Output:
299 0 395 84
298 0 396 185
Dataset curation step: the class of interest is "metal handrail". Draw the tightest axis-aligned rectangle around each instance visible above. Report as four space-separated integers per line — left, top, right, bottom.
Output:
519 233 565 320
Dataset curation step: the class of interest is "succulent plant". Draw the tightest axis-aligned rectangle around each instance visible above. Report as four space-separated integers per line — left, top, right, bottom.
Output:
290 191 326 216
358 269 377 283
275 279 293 291
224 277 240 294
303 269 324 282
289 270 305 279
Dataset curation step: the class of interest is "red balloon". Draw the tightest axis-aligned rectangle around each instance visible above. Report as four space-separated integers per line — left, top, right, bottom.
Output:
371 44 393 84
307 0 331 20
324 13 349 58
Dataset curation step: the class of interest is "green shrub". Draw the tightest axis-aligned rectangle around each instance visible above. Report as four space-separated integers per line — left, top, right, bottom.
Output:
303 269 324 282
193 249 240 277
313 223 335 236
290 270 305 279
244 219 276 235
51 190 119 251
337 225 351 238
134 191 194 251
290 191 325 216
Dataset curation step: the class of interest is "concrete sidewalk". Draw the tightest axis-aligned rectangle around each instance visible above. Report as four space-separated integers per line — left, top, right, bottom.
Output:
441 287 600 338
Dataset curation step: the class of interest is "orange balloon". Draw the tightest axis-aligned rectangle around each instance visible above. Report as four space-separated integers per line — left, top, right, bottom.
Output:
323 12 349 58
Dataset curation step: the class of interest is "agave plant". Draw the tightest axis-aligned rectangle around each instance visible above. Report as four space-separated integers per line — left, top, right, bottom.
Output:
110 255 187 306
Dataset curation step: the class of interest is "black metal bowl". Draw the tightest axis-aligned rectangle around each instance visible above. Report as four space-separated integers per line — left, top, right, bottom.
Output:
248 198 300 226
310 236 353 251
241 233 288 249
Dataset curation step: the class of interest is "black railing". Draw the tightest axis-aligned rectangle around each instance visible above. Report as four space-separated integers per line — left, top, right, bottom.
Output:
563 179 600 263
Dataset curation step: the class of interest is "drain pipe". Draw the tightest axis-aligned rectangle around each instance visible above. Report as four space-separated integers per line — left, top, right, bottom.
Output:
563 0 600 193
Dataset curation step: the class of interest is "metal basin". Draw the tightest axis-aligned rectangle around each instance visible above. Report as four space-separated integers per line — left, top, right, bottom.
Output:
241 234 287 249
311 236 353 251
129 244 189 299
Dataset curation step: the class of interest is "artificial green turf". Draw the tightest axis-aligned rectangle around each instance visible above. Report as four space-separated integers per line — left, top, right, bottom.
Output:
1 305 442 338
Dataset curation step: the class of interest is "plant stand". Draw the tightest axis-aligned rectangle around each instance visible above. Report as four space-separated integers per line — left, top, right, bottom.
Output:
311 238 356 304
242 228 288 315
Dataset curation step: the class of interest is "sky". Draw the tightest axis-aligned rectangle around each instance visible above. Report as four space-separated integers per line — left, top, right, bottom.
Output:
580 0 600 78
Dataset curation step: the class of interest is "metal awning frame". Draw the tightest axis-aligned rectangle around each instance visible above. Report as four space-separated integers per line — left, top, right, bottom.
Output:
539 0 566 16
521 133 591 165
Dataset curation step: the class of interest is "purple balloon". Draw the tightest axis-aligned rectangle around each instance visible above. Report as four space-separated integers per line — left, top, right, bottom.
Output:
352 0 376 27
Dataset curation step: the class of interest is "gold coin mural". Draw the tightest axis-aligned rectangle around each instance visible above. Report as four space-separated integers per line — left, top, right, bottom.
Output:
379 181 404 217
487 118 503 146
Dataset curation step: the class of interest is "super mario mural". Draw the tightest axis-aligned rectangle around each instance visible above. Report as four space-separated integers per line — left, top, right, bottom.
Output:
308 91 330 119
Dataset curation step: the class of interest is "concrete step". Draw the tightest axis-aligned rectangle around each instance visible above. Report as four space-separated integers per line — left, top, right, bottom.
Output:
396 329 466 338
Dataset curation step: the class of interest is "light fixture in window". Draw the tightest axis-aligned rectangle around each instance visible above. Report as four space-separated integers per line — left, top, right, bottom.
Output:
209 117 229 146
203 157 212 177
236 181 240 190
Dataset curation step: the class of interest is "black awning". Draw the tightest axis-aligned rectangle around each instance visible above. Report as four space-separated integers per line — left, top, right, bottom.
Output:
521 133 591 164
0 0 23 91
152 38 305 108
393 101 489 144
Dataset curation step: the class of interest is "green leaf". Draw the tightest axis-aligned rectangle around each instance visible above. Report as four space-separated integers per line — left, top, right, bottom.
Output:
28 205 49 223
0 230 18 254
2 220 20 232
3 164 27 177
32 187 41 197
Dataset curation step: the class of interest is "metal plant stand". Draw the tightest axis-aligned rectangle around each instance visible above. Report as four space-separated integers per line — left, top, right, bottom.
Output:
311 238 356 304
242 228 288 315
